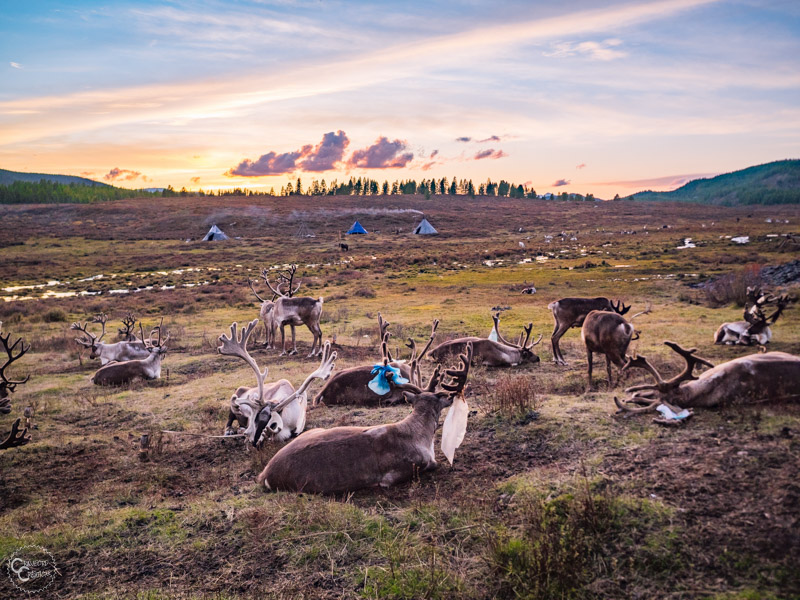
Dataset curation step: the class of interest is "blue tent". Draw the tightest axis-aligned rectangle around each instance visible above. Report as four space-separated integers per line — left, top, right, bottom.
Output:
346 220 368 235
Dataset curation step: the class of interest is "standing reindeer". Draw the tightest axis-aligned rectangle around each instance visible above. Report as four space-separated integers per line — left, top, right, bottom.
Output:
715 288 790 346
581 303 651 390
72 314 150 365
614 341 800 415
313 314 436 407
549 297 630 365
257 265 324 357
430 312 542 367
248 279 275 348
258 343 472 494
1 324 32 450
91 321 169 385
218 319 336 444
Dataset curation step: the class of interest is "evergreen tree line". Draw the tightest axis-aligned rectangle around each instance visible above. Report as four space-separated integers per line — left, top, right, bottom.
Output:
0 179 163 204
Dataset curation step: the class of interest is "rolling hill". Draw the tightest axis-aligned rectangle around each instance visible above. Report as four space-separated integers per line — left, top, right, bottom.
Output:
631 159 800 205
0 168 110 187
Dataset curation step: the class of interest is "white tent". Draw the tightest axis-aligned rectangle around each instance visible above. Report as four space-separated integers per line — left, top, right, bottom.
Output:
202 224 229 241
413 217 438 235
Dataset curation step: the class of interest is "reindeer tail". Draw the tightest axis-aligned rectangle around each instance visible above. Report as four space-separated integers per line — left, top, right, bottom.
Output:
547 301 558 311
318 297 324 305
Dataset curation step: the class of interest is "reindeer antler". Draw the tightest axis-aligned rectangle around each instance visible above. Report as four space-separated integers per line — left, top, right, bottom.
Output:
90 313 108 342
405 318 440 362
277 265 301 297
491 313 535 350
248 279 268 303
218 320 267 403
610 300 630 315
260 268 286 300
70 321 97 348
0 330 30 394
0 418 31 450
628 302 653 322
439 342 473 397
622 341 713 395
118 313 138 340
273 342 337 412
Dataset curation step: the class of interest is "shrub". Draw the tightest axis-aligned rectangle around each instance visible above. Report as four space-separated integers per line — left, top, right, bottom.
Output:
703 264 763 307
491 374 538 414
43 308 68 322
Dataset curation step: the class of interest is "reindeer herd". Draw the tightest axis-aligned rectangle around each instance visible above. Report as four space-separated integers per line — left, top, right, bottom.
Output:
1 264 798 493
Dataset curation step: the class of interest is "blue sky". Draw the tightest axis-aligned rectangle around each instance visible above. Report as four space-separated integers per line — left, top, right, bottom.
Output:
1 0 799 195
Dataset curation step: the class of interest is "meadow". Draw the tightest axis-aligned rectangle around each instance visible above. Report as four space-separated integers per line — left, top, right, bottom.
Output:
1 194 799 599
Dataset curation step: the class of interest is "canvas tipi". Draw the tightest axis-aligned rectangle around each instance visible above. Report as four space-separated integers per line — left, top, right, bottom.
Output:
346 221 368 234
202 224 229 241
413 217 438 235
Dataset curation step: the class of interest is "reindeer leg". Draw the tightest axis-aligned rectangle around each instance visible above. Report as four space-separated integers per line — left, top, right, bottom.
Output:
586 350 594 391
606 355 614 388
307 323 320 357
552 323 570 365
279 325 287 356
289 324 298 355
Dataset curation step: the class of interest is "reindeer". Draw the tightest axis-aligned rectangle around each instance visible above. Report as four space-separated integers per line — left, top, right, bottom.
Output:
430 312 542 367
248 279 275 348
313 314 436 407
614 341 800 417
71 314 150 365
549 297 630 365
258 343 472 494
218 320 336 444
581 303 651 390
117 313 138 341
91 321 169 385
0 324 32 450
715 288 790 346
259 265 324 357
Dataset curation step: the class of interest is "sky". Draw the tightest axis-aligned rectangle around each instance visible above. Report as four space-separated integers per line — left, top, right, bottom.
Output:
1 0 799 197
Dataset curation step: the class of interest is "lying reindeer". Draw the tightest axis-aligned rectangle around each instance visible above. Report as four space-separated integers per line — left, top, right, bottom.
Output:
715 288 790 346
581 303 651 390
72 314 150 365
258 343 472 494
0 324 32 450
313 314 436 407
549 297 630 365
430 312 542 367
615 341 800 416
91 321 169 385
257 265 324 357
218 319 336 444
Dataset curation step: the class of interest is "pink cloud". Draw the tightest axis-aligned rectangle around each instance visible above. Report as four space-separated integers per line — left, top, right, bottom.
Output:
576 163 586 169
227 130 350 177
474 149 507 160
347 137 413 169
552 179 570 187
477 135 501 143
190 176 201 184
104 167 149 182
298 130 349 172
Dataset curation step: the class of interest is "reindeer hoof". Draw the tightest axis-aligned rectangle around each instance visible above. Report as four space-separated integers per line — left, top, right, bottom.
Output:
289 349 298 356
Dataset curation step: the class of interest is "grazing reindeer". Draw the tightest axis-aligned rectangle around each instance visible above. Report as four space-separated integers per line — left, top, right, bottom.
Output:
581 304 651 390
218 320 336 444
339 243 349 251
549 297 630 365
614 341 800 415
260 266 324 357
430 312 542 367
248 279 275 348
91 321 169 385
715 288 790 346
0 324 32 450
313 314 437 407
72 314 150 365
258 343 473 494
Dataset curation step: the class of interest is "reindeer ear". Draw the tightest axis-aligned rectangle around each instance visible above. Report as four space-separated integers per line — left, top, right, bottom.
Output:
402 391 416 405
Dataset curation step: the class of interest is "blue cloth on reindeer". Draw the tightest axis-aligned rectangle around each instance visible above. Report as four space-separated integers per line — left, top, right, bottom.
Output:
369 363 409 395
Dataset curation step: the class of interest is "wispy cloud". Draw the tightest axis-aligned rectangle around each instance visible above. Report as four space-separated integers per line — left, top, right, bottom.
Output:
552 178 570 187
455 136 471 142
104 167 148 182
596 172 718 190
477 135 501 143
190 176 201 184
474 149 507 160
545 38 626 61
347 137 413 169
576 163 586 169
9 62 22 69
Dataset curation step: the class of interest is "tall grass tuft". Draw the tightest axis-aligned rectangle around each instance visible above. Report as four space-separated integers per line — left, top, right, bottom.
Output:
703 263 763 307
491 374 538 415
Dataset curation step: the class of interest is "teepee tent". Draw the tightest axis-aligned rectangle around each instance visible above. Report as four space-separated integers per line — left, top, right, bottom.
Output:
413 217 438 235
202 224 229 241
294 222 316 238
346 221 368 235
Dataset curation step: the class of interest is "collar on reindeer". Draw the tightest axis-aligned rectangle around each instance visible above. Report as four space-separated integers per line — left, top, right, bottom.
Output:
369 363 409 395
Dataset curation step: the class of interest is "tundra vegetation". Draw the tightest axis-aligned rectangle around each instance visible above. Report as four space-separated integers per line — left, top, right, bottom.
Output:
0 194 799 599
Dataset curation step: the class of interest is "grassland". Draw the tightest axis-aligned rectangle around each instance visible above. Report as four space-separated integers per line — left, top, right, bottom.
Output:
1 194 799 599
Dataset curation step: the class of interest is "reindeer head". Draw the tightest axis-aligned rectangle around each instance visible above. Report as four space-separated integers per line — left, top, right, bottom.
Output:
141 319 169 358
614 341 714 413
70 314 108 359
491 312 542 363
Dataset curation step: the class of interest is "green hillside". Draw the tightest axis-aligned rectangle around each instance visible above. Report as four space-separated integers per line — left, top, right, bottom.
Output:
0 168 110 187
631 159 800 205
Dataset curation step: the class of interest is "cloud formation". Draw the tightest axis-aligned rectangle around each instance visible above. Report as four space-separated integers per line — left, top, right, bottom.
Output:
545 38 626 61
190 176 201 184
9 62 22 69
478 135 501 142
576 163 586 169
474 148 507 160
455 136 472 142
552 178 570 187
227 130 350 176
347 137 413 169
104 167 149 182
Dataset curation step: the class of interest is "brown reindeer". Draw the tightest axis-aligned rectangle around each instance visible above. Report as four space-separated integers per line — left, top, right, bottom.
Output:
91 321 169 385
72 314 150 365
218 319 336 444
430 312 542 367
581 304 651 390
614 341 800 416
258 342 472 494
259 266 324 357
313 314 437 407
0 324 32 450
549 297 630 365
